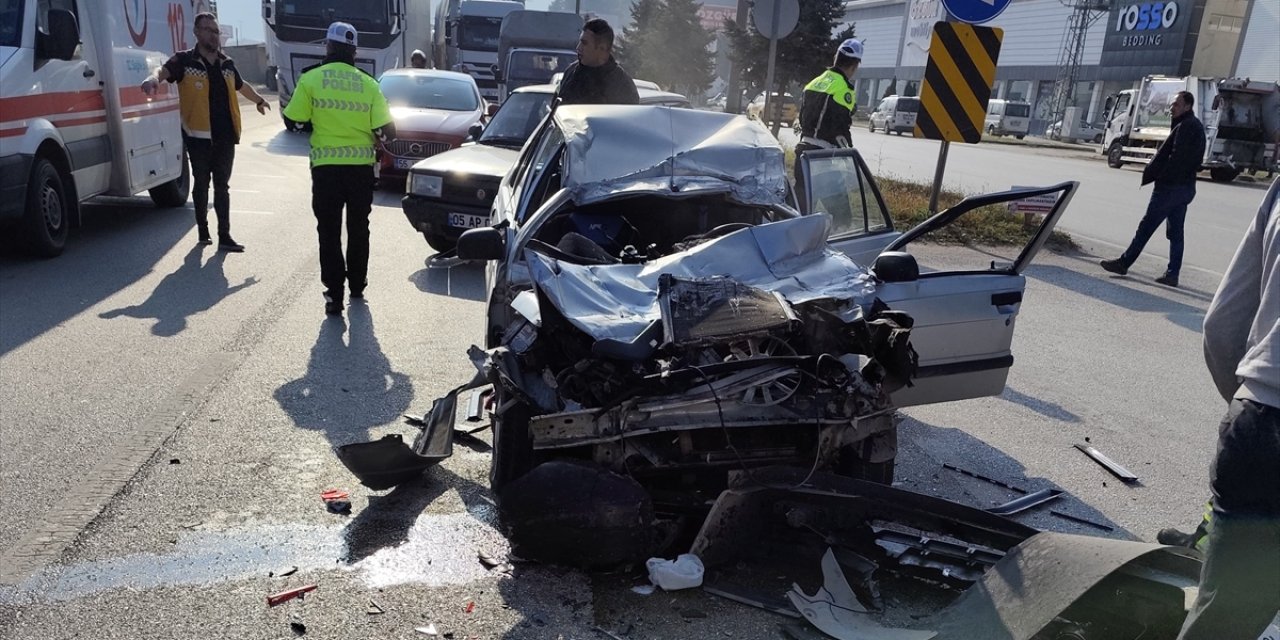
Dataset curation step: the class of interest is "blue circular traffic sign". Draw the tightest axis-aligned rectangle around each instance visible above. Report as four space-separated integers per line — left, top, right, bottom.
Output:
941 0 1012 24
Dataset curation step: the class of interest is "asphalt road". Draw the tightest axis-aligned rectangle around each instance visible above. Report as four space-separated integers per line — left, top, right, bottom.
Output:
780 125 1275 277
0 105 1270 639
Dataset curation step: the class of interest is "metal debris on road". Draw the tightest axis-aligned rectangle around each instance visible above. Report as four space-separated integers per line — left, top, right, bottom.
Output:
786 548 936 639
985 489 1065 516
941 463 1028 494
269 566 298 578
1049 509 1116 532
366 599 385 615
1074 444 1139 483
415 623 440 636
594 627 626 640
267 584 318 607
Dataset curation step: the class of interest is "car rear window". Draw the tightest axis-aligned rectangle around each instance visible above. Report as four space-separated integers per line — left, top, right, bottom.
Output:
380 74 480 112
1005 103 1031 117
896 97 920 112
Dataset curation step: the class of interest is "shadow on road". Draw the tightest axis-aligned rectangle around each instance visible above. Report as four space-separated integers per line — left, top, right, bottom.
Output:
410 258 487 301
253 129 312 158
895 414 1129 539
342 464 497 565
98 246 258 336
1025 262 1208 333
273 302 414 448
1000 386 1082 423
0 199 192 355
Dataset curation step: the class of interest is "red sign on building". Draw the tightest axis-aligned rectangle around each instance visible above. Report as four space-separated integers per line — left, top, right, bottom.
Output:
697 5 738 32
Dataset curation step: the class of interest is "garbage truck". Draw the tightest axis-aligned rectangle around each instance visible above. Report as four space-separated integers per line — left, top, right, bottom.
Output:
494 11 581 103
1102 75 1280 182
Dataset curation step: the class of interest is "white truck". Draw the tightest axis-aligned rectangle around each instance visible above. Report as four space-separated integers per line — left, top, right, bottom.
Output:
433 0 524 104
0 0 197 257
1102 75 1280 182
494 10 580 103
262 0 432 129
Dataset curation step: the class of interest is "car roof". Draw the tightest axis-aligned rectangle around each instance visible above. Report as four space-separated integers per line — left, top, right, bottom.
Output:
381 68 478 84
551 105 787 206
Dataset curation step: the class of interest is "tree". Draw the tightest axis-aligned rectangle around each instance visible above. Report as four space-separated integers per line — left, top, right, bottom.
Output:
617 0 715 97
724 0 854 111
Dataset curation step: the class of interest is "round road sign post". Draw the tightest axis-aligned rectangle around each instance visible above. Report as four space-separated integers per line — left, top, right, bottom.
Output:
941 0 1013 24
752 0 799 134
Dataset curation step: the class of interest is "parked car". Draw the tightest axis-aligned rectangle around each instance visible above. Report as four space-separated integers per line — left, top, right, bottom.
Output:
868 95 920 135
377 69 493 179
402 85 689 252
984 99 1031 139
340 105 1076 565
746 92 799 125
1047 118 1105 144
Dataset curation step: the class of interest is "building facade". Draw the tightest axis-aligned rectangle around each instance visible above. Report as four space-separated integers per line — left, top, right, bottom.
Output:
841 0 1277 133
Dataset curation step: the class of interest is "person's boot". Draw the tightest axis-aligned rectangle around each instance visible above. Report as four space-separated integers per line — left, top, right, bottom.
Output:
324 291 344 316
1100 258 1128 275
1155 272 1179 287
1157 527 1200 549
218 236 245 253
197 226 212 246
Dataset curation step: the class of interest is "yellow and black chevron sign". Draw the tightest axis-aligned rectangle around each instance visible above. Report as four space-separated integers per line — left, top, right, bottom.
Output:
914 22 1004 143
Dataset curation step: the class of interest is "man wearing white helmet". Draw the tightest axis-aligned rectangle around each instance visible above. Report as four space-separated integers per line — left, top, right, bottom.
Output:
794 38 863 209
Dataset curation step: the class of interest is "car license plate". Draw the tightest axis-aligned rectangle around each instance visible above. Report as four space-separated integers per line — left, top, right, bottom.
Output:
394 157 416 170
448 213 488 229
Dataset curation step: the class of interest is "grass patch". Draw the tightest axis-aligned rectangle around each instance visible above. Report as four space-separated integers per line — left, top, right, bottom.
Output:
783 148 1078 251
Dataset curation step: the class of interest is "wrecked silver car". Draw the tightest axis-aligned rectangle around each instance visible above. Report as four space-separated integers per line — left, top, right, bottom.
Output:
338 105 1078 566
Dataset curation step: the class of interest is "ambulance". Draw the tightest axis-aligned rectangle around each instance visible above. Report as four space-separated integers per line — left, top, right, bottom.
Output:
0 0 206 257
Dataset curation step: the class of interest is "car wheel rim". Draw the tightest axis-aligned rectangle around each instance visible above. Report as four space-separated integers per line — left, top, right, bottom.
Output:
723 336 801 406
40 180 63 231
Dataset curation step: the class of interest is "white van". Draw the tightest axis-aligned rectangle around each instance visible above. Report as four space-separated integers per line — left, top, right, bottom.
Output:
868 95 920 135
0 0 197 257
985 99 1031 139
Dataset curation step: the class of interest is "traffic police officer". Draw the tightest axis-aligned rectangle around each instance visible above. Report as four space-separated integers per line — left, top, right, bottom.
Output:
283 22 396 315
794 38 863 210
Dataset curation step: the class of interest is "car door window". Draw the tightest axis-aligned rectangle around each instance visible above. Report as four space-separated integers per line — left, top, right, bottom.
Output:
802 150 891 237
516 125 564 224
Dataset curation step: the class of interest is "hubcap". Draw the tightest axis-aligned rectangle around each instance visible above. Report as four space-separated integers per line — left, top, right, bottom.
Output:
40 181 63 231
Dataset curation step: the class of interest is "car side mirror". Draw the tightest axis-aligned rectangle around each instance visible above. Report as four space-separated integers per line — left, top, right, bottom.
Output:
486 102 500 117
457 227 504 261
467 122 484 140
493 67 504 83
872 251 919 283
39 9 80 61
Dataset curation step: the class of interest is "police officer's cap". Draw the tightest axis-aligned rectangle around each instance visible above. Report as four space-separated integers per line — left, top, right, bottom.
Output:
838 38 864 59
327 22 358 48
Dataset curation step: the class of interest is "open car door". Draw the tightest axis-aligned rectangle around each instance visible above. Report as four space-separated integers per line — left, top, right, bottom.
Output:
865 182 1078 407
798 148 901 267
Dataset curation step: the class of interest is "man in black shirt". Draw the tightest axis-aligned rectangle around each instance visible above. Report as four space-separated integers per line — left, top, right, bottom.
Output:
142 13 270 252
1100 90 1206 287
555 18 639 106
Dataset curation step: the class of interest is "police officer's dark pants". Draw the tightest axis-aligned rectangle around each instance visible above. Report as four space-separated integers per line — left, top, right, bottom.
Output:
1178 399 1280 640
793 142 821 211
1118 182 1195 277
311 165 374 297
187 136 236 240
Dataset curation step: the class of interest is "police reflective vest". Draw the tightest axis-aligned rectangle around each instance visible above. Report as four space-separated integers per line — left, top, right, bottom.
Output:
282 62 392 166
799 69 857 145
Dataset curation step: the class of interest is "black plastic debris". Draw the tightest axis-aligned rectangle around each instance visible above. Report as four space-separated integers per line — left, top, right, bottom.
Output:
986 489 1065 516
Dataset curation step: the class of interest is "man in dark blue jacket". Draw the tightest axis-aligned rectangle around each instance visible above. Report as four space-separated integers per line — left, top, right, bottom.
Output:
1100 90 1206 288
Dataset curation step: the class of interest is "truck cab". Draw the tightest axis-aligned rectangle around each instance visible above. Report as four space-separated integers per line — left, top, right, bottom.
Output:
1 0 194 257
434 0 524 104
494 10 581 103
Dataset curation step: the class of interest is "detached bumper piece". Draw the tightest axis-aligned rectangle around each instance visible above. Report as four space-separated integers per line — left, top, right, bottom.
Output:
335 378 475 490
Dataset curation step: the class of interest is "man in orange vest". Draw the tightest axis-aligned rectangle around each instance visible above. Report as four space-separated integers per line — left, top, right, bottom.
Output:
142 12 270 252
